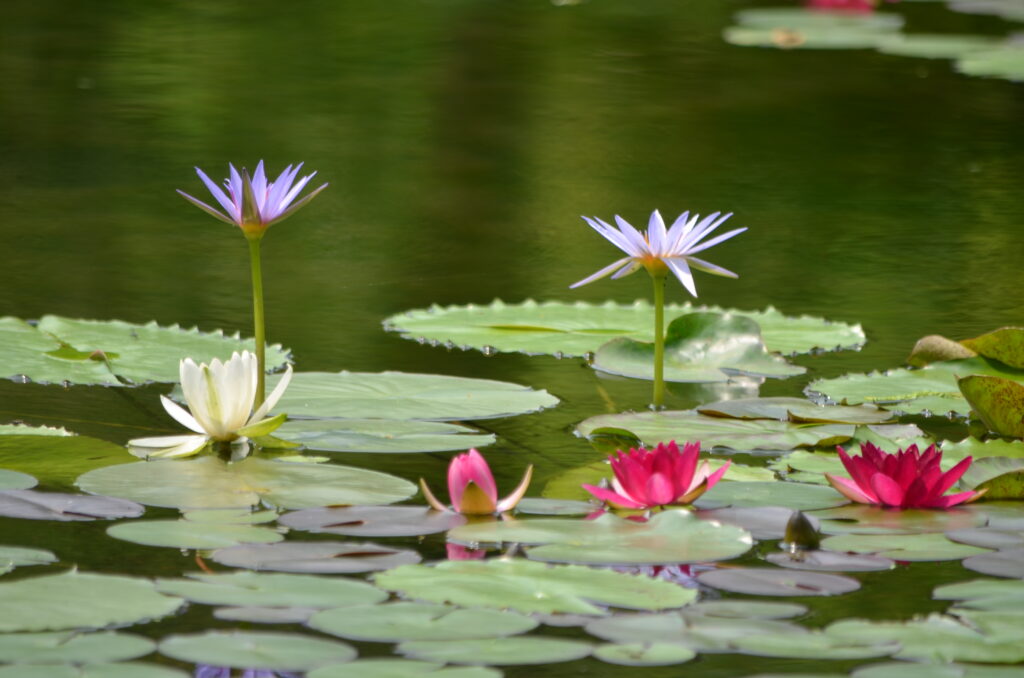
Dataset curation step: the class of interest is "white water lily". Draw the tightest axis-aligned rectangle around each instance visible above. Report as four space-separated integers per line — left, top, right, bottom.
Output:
128 351 292 459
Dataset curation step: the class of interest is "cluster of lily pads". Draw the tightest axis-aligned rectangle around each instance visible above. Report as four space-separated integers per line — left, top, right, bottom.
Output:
6 163 1024 678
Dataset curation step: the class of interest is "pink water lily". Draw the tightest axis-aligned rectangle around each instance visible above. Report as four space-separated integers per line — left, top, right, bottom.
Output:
583 441 729 509
825 443 985 509
420 449 533 515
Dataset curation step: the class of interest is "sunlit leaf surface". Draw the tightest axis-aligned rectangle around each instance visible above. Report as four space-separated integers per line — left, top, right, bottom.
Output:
309 602 538 642
212 541 421 574
307 659 503 678
158 630 356 671
276 418 495 453
396 637 593 665
0 631 154 664
155 571 386 608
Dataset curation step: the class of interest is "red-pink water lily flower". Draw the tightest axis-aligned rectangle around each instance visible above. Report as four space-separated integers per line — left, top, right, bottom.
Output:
420 449 533 516
582 441 729 509
825 443 985 509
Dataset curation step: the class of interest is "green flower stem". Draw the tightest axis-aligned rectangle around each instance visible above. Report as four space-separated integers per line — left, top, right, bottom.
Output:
247 234 266 407
651 269 667 408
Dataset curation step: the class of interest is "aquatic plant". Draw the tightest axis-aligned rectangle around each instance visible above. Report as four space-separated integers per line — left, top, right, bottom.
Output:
127 351 292 459
178 161 326 405
570 210 745 406
420 449 533 515
582 440 730 509
825 442 984 509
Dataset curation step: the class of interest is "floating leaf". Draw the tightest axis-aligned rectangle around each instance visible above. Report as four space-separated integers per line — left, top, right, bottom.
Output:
811 505 986 535
309 602 538 642
0 545 57 570
0 435 136 488
584 611 807 651
447 510 752 566
279 506 466 538
694 481 848 511
158 630 355 671
0 423 74 437
959 376 1024 437
592 313 804 383
698 397 894 424
77 456 416 510
0 663 189 678
733 6 903 29
686 600 808 619
514 497 595 516
212 541 420 574
876 34 1002 59
962 548 1024 578
961 457 1024 498
961 328 1024 368
697 507 817 540
0 631 154 664
271 371 557 420
155 571 386 608
107 519 282 549
850 662 980 678
734 631 898 659
383 300 865 357
374 559 696 615
308 659 502 678
827 615 1024 662
946 527 1024 550
821 533 991 561
943 438 1024 461
0 469 36 491
696 568 861 596
765 550 895 572
908 335 979 367
724 8 901 51
934 578 1024 609
0 571 183 631
396 637 592 665
577 410 854 453
214 606 317 624
276 418 495 453
0 490 144 521
593 642 696 666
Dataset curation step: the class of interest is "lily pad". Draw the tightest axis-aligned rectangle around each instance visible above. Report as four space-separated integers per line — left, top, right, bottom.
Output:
734 631 898 659
271 371 558 421
214 606 317 624
383 300 865 357
158 630 355 671
959 376 1024 437
0 664 189 678
592 313 804 383
811 505 986 535
447 510 752 566
279 506 466 538
765 550 896 572
821 533 991 561
577 410 854 453
697 506 818 540
584 611 808 651
0 571 184 631
397 637 593 665
961 328 1024 368
694 481 848 511
155 571 387 608
827 615 1024 662
275 418 495 453
0 315 289 386
876 33 1001 59
0 435 136 488
946 527 1024 550
593 642 696 666
514 497 595 515
961 457 1024 498
698 397 894 424
76 456 416 510
309 602 538 642
0 545 57 570
107 519 283 549
0 490 144 521
696 568 861 596
308 660 503 678
686 600 808 619
373 559 696 615
0 423 73 436
934 578 1024 609
0 469 36 491
212 541 421 574
851 662 1024 678
962 548 1024 578
943 438 1024 461
0 631 154 664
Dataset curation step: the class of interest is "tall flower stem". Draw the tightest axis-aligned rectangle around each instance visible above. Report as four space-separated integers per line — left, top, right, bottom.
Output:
651 269 667 408
246 234 266 407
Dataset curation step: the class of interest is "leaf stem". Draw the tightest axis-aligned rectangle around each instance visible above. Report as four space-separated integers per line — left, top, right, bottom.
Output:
651 270 667 408
247 234 266 407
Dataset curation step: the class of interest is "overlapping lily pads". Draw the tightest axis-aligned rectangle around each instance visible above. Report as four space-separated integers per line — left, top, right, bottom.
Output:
0 490 144 521
158 630 356 671
960 457 1024 499
821 533 991 561
76 456 416 510
155 571 386 608
0 434 136 488
384 300 865 357
593 642 696 666
0 631 154 664
275 418 495 454
0 315 289 386
397 637 593 666
280 506 466 537
307 660 503 678
309 602 538 642
827 615 1024 662
584 610 808 651
0 663 189 678
212 541 421 574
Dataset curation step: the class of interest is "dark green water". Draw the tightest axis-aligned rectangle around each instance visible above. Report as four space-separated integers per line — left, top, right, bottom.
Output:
2 0 1024 675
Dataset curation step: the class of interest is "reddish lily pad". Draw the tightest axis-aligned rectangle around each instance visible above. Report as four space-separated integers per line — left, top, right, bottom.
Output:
696 567 860 596
212 541 421 574
279 506 466 538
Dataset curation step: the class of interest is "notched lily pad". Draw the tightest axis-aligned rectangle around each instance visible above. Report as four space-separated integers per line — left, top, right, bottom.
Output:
155 571 386 608
699 397 894 424
0 434 136 488
309 602 538 642
962 548 1024 578
158 630 356 671
765 550 896 572
0 490 144 521
584 610 808 651
694 481 848 511
0 469 37 491
280 505 466 537
961 457 1024 498
212 541 421 574
107 519 282 549
696 567 861 596
593 642 696 666
307 659 503 678
734 631 898 659
0 545 57 571
396 637 593 666
821 532 991 561
812 505 986 535
959 376 1024 438
698 506 819 540
0 631 154 664
276 418 495 454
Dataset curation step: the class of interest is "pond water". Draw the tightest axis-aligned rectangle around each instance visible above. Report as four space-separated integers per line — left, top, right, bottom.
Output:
2 0 1024 676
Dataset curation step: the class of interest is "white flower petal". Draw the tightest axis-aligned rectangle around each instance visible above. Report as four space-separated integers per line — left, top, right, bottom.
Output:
684 226 747 256
160 395 206 434
678 212 730 252
127 434 206 448
610 260 642 279
647 210 667 255
569 257 635 289
250 364 293 423
613 215 650 255
686 255 739 279
582 216 638 256
136 435 210 459
666 258 699 297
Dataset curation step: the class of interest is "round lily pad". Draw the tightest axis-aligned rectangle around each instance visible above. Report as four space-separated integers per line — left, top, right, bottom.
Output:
0 571 184 632
961 457 1024 498
212 541 421 574
734 632 898 659
696 567 860 596
76 456 416 510
698 397 894 424
851 662 964 678
158 630 355 671
0 434 136 488
214 606 317 624
396 637 593 665
279 506 466 538
0 663 189 678
826 616 1024 663
155 571 386 608
934 578 1024 609
308 659 503 678
0 490 144 521
0 469 36 491
876 33 1000 59
766 550 895 572
0 631 154 664
373 559 696 615
812 505 986 535
946 527 1024 550
270 371 558 421
593 642 696 666
514 498 595 516
821 533 991 561
694 481 848 511
0 545 57 569
309 602 538 642
962 548 1024 578
687 600 807 619
276 418 495 454
107 519 283 549
699 507 818 540
957 46 1024 82
584 611 807 651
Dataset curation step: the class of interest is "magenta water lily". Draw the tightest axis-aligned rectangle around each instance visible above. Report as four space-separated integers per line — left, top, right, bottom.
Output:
178 161 326 406
420 449 533 515
825 442 986 509
571 210 746 407
583 440 729 510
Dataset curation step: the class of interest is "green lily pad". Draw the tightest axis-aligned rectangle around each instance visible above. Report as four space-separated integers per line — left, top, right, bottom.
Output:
212 541 421 574
0 469 36 491
812 505 986 535
593 313 804 383
308 660 503 678
593 642 696 666
0 316 289 386
0 571 183 632
961 328 1024 367
697 506 816 540
876 33 1001 59
158 630 355 671
0 631 154 664
963 548 1024 578
843 424 933 454
213 606 317 624
943 438 1024 461
694 481 848 511
76 456 416 510
309 602 538 642
765 550 896 572
0 423 73 436
768 450 846 478
734 631 898 659
154 571 386 608
686 600 808 619
577 410 854 453
0 664 189 678
0 545 57 570
271 371 558 421
0 435 136 489
0 490 144 521
584 611 808 651
514 497 595 515
950 0 1024 20
725 25 894 50
696 568 860 596
946 527 1024 550
807 358 1024 417
383 300 865 357
374 559 696 615
961 457 1024 498
447 510 752 566
279 506 466 537
827 615 1024 662
698 397 894 424
107 519 282 549
851 662 1024 678
959 376 1024 437
734 7 904 29
397 637 593 665
934 578 1024 610
908 335 978 368
276 418 495 453
821 533 991 561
